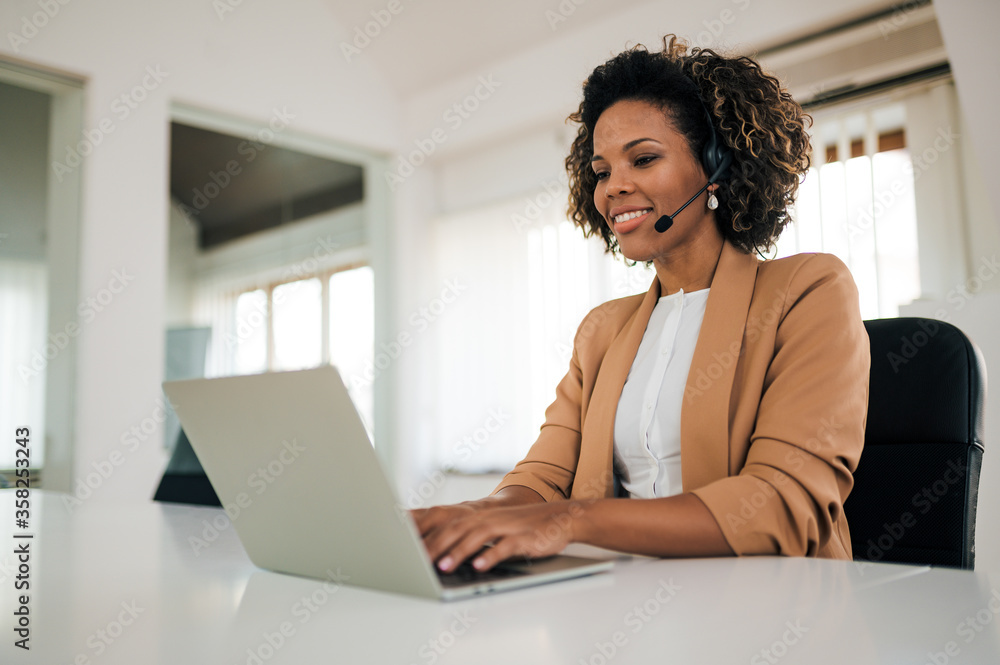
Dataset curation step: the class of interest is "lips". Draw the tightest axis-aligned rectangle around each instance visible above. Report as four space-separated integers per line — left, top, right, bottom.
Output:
611 208 652 233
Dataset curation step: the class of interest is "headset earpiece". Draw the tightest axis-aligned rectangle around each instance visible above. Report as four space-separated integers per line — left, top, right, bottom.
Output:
699 103 732 184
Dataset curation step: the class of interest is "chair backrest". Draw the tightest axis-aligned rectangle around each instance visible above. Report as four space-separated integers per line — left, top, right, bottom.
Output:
845 317 986 569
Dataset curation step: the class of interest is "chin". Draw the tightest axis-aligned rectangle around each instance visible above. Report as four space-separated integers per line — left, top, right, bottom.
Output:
616 240 658 264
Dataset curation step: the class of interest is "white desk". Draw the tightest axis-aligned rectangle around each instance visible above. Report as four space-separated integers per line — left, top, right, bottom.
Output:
1 491 998 664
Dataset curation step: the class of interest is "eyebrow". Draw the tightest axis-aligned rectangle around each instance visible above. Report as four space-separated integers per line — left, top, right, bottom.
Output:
591 137 661 162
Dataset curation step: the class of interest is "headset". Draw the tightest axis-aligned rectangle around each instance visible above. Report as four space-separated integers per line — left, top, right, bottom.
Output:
654 99 734 233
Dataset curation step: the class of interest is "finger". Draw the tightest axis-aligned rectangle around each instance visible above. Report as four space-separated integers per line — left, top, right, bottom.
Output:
469 537 522 572
412 505 458 537
433 524 499 573
472 511 570 569
421 513 480 564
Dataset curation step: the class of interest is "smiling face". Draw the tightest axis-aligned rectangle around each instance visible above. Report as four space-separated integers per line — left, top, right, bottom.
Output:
591 99 723 278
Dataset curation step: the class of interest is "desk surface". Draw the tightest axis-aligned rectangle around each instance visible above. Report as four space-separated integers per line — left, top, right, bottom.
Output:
1 490 999 664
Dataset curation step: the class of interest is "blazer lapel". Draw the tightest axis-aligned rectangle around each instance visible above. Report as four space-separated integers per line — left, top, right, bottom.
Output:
681 242 759 490
571 278 661 499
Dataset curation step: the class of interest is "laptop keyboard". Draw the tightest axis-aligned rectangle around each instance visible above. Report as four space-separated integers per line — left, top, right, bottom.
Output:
437 560 529 588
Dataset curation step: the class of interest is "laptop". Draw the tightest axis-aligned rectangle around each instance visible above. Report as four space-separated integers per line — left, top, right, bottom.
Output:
162 366 612 600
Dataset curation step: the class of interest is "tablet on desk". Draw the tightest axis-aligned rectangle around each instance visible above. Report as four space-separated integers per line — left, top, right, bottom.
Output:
163 366 612 600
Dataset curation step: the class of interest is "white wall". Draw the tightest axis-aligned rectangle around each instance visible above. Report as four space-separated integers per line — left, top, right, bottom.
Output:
935 0 1000 235
0 0 401 502
906 82 972 298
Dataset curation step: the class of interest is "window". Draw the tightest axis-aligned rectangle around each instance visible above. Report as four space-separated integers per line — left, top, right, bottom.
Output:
233 289 267 374
202 264 375 432
777 102 921 318
329 267 375 432
0 261 48 470
273 278 323 371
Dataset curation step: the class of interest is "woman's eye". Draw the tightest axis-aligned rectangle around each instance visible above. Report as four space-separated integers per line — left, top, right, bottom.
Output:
635 155 655 166
593 170 609 181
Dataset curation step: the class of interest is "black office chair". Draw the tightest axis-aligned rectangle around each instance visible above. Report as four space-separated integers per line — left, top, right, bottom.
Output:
845 317 986 569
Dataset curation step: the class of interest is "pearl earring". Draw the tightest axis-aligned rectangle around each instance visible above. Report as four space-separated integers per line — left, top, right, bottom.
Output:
707 192 719 210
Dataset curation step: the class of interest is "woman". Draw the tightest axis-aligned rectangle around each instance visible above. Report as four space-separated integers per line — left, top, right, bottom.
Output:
414 36 870 573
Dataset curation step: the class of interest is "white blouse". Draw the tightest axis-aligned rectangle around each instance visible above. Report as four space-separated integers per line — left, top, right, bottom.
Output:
613 287 710 499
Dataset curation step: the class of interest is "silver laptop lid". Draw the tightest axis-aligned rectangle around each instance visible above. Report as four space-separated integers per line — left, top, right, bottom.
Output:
163 366 443 599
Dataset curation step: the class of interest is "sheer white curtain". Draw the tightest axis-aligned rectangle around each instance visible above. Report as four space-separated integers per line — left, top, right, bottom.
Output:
429 195 654 473
192 276 241 379
0 260 47 468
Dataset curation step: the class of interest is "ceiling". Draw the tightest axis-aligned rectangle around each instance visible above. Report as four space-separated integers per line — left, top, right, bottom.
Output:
169 123 363 249
323 0 656 97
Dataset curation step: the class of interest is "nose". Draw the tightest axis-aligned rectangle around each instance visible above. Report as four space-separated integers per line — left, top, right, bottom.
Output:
604 167 633 198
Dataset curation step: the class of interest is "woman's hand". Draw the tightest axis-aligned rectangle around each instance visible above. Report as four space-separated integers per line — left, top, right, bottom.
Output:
411 501 484 544
414 500 583 573
413 490 735 567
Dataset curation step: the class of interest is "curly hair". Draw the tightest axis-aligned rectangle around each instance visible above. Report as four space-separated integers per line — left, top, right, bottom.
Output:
565 35 812 255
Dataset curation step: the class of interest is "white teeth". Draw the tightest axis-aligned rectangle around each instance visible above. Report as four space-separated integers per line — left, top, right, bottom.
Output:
613 209 651 224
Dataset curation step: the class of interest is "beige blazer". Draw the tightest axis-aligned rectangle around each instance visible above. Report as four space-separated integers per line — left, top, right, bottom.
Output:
493 241 870 559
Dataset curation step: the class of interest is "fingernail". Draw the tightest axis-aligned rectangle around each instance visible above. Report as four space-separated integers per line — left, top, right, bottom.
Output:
473 557 486 570
438 557 452 571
